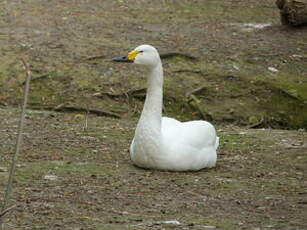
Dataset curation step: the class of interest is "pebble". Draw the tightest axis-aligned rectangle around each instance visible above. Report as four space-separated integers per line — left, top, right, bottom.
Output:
44 175 58 181
268 67 278 73
0 167 8 172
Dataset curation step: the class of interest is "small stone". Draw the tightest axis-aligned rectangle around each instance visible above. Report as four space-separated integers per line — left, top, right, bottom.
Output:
239 131 247 135
268 67 278 73
203 225 216 229
44 175 58 181
244 23 272 29
233 65 240 70
161 220 181 225
0 167 8 172
291 54 303 58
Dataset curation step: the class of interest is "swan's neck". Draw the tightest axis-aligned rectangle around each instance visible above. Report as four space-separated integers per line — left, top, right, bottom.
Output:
136 63 163 135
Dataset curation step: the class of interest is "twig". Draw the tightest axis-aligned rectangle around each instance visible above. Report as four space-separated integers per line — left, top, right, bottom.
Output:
173 69 208 77
188 94 213 121
0 58 31 229
84 104 89 130
247 116 265 129
54 104 121 118
95 88 147 100
20 73 49 85
0 205 16 218
160 52 197 60
85 55 106 61
186 85 208 97
24 104 122 118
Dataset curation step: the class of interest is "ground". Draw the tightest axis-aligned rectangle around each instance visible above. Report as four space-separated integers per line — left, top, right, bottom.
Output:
0 0 307 229
0 108 306 229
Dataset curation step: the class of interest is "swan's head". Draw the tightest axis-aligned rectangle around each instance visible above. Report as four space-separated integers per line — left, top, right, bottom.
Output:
112 44 161 67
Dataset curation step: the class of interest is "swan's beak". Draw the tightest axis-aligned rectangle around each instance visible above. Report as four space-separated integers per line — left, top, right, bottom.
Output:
112 50 140 63
112 56 133 63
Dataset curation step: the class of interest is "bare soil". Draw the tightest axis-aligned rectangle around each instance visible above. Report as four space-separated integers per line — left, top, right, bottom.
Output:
0 108 306 229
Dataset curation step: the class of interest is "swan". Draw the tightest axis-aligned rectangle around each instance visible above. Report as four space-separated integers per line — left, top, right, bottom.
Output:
112 44 219 171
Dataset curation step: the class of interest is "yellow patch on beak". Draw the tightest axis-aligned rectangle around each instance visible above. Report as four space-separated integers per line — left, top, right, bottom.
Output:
128 50 141 61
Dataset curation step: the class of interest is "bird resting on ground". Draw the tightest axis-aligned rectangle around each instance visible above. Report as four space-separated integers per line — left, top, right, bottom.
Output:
113 44 219 171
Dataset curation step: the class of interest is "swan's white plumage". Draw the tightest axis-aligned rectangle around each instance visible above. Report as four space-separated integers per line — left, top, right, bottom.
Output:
119 44 218 171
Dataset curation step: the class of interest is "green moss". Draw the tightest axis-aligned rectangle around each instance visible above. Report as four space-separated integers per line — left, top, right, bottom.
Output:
16 161 113 185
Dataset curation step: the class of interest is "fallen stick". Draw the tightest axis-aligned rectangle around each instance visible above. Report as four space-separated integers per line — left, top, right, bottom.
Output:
0 58 31 229
96 88 147 100
0 205 16 218
160 52 197 60
20 73 49 85
186 85 208 97
188 94 213 121
54 104 121 118
173 69 208 76
85 54 106 61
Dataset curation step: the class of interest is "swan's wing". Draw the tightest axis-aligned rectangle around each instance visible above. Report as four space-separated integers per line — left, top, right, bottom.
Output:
181 120 217 148
162 117 217 149
161 117 181 128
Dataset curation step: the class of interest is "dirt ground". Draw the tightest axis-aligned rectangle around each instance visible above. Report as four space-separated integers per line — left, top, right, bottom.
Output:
0 0 307 229
0 108 306 230
0 0 306 128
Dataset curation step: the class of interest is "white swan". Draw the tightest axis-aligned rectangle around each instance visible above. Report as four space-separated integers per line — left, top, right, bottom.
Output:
113 44 219 171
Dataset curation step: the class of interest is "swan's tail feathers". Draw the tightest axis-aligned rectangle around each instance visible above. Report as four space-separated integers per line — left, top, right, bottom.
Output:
215 137 219 150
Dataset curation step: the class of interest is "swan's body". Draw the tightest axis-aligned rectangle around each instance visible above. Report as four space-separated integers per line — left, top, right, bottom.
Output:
113 45 218 171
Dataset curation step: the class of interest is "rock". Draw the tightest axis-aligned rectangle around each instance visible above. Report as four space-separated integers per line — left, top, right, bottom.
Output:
160 220 181 225
0 167 8 172
268 67 279 73
276 0 307 26
43 175 58 181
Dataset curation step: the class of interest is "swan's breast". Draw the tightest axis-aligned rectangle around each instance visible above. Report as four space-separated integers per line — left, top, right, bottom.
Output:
130 125 163 168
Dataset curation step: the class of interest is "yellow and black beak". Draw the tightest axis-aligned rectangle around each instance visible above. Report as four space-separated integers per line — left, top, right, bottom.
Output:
112 56 133 63
112 50 141 63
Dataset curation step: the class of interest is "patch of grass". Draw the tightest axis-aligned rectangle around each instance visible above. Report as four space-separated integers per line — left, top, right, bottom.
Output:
16 160 115 185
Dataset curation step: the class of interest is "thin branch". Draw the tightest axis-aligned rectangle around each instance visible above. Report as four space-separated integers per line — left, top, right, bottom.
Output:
188 94 213 121
0 205 16 218
54 104 121 118
85 54 106 61
186 85 208 97
160 52 197 60
20 73 49 85
83 104 89 130
0 58 31 229
173 69 209 77
95 88 147 100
